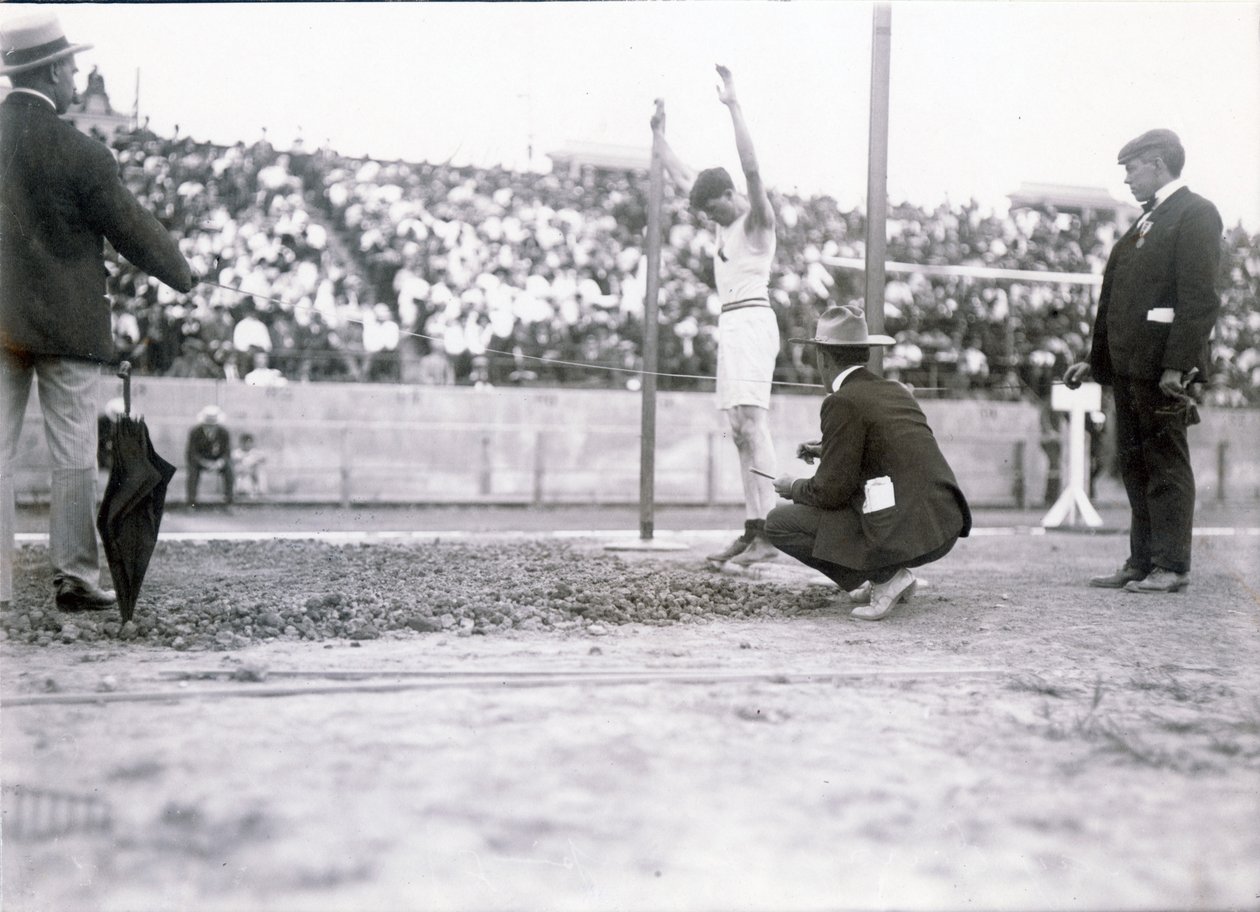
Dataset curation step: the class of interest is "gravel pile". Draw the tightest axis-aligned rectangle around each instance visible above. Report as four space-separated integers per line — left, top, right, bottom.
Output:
2 540 832 649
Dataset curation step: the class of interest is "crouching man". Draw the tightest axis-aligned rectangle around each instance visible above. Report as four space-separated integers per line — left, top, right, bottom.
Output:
765 303 971 620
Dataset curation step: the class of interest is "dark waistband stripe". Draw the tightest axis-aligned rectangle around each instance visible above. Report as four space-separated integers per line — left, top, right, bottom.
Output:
720 298 771 314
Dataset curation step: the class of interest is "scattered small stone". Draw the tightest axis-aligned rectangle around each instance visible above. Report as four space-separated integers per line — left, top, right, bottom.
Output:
229 665 268 683
3 540 815 651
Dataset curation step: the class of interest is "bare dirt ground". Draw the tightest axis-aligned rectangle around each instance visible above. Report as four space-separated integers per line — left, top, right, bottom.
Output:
3 505 1259 912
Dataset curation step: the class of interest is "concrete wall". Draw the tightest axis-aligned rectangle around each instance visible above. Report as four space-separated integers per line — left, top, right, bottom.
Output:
15 375 1253 508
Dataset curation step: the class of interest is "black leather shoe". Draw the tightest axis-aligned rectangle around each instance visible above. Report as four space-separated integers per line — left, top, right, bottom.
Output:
1088 564 1148 589
54 578 117 611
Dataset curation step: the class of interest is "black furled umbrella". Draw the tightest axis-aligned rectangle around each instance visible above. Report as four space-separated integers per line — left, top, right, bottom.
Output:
96 362 177 622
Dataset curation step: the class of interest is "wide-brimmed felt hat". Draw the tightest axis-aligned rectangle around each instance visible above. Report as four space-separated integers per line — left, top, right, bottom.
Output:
789 303 895 347
1 12 92 77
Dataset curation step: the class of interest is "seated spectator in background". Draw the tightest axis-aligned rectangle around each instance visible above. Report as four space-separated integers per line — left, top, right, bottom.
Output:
243 350 287 387
361 303 401 382
185 405 234 508
96 397 126 473
111 299 141 363
416 341 455 386
232 432 267 498
232 299 273 377
469 353 493 389
167 336 221 379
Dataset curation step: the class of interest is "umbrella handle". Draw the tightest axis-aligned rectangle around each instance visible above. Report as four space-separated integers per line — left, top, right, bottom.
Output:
117 361 131 417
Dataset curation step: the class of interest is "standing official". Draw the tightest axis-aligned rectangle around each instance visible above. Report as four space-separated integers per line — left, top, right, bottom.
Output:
1064 129 1222 594
765 304 971 621
653 64 780 566
1 12 193 609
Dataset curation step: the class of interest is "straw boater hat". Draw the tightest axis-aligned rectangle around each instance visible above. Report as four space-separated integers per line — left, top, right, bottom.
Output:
789 302 895 347
0 12 92 77
197 406 224 426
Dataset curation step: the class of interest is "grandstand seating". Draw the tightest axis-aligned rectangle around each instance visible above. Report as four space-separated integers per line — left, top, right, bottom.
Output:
96 123 1260 405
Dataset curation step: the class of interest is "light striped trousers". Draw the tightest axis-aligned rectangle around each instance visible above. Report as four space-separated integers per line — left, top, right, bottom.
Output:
1 350 103 604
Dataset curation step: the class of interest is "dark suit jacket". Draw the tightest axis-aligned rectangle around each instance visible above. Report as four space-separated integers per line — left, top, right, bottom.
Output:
1089 186 1222 384
788 368 971 571
186 424 231 467
0 92 192 363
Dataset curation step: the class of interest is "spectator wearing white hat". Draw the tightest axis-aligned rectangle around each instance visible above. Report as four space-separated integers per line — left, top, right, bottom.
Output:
1 11 192 610
185 406 234 508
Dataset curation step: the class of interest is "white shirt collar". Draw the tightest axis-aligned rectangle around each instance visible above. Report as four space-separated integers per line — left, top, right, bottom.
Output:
9 87 56 110
831 365 862 392
1151 177 1186 209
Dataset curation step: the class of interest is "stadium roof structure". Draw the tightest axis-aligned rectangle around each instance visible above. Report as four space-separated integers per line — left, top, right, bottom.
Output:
547 140 650 174
1007 181 1138 219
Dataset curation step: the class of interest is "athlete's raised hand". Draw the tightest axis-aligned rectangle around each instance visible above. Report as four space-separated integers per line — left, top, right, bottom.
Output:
715 64 738 106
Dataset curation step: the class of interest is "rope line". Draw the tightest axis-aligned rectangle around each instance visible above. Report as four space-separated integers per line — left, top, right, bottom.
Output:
199 279 822 390
196 279 1051 398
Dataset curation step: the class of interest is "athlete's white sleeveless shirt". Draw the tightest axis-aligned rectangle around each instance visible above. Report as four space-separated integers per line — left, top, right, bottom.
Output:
714 213 775 304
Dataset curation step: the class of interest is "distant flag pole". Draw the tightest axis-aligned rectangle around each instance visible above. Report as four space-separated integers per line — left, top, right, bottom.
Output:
864 4 892 376
132 68 140 130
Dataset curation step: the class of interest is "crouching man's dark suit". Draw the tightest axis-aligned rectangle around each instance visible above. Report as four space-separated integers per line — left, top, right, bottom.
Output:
765 367 971 591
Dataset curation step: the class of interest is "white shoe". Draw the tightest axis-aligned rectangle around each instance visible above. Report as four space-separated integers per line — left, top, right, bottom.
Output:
847 581 873 605
727 535 779 567
848 577 927 606
851 569 916 621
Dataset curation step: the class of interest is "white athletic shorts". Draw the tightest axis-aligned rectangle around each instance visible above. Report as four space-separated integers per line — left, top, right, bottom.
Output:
716 306 779 410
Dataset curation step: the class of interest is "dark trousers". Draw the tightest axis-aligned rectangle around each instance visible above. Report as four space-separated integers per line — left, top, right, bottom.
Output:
764 502 959 590
1112 377 1195 574
187 461 234 506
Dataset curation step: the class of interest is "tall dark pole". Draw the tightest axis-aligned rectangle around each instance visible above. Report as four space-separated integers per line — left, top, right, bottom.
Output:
865 4 892 375
639 100 666 541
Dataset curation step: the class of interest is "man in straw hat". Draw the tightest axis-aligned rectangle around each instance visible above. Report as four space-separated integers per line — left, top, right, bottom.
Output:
652 64 781 568
0 11 193 610
764 303 971 620
1063 129 1222 595
185 406 234 509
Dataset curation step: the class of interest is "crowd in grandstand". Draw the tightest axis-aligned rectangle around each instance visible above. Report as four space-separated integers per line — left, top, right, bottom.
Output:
100 120 1260 404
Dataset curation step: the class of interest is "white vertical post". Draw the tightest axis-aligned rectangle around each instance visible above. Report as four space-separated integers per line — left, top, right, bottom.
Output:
1042 382 1104 528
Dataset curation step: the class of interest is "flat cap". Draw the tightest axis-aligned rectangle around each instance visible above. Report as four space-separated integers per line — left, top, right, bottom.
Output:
1117 128 1183 165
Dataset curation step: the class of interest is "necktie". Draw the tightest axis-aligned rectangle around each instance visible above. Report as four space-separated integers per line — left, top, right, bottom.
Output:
1141 198 1156 213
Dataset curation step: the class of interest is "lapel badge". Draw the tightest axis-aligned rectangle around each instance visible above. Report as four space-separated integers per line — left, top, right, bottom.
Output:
1138 220 1154 238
